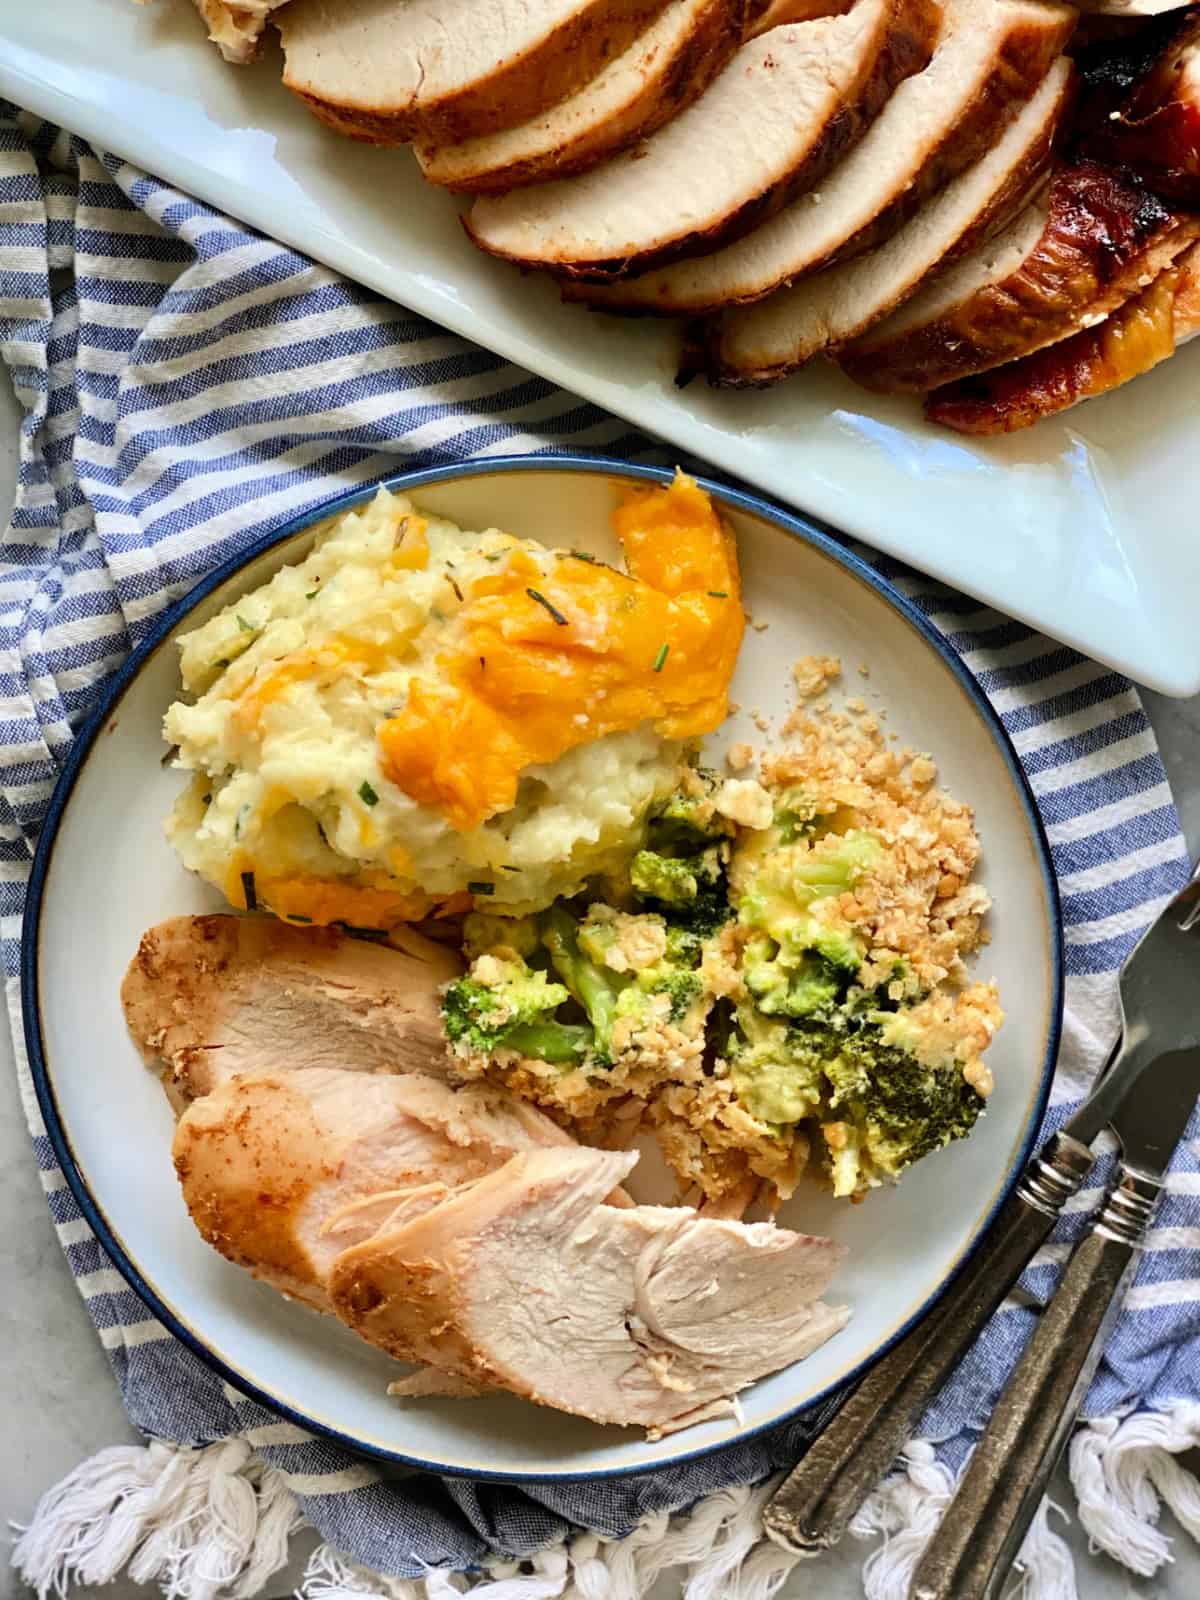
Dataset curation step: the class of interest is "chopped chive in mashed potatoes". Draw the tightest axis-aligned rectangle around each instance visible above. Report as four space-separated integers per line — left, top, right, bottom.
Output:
163 474 744 926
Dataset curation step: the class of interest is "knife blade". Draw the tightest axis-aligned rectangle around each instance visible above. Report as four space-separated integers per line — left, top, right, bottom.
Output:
1064 864 1200 1146
911 1044 1200 1600
762 859 1200 1558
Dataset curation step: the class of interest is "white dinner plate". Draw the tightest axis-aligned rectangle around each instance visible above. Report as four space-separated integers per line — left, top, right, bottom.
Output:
2 4 1198 695
24 458 1061 1477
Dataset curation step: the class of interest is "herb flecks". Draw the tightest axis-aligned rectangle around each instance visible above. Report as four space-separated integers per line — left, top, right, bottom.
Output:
707 590 728 598
468 880 496 896
288 914 313 924
565 549 597 564
527 588 568 626
359 780 379 807
448 576 464 603
160 744 179 767
236 615 256 633
241 870 257 912
653 643 669 672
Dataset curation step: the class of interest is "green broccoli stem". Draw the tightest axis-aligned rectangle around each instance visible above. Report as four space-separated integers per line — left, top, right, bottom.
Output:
504 1019 593 1064
539 905 624 1052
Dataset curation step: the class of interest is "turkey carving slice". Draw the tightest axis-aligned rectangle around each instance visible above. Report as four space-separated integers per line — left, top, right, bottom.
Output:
279 0 672 146
568 0 1076 315
172 1067 578 1311
330 1145 850 1429
464 0 939 280
703 55 1070 384
923 241 1200 433
416 0 745 193
122 914 461 1102
838 160 1200 393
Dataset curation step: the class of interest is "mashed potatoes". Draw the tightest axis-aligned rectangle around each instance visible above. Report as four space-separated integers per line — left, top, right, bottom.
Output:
164 477 743 925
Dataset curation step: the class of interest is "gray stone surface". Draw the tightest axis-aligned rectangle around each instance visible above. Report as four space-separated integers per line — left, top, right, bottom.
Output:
0 369 1193 1599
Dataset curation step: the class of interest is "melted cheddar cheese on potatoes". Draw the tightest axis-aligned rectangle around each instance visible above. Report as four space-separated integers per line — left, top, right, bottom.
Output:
164 474 744 926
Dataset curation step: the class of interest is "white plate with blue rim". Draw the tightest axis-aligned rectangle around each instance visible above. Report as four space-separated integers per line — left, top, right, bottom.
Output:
1 0 1198 694
23 457 1061 1478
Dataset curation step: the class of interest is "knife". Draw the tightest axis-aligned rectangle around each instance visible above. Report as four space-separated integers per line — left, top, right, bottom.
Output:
910 1043 1200 1600
762 860 1200 1557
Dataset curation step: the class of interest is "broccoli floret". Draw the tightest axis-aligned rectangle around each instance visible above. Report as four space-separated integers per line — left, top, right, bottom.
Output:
727 999 985 1197
664 923 703 967
441 956 583 1061
742 935 844 1021
647 773 732 851
773 786 822 844
539 904 626 1058
630 850 701 906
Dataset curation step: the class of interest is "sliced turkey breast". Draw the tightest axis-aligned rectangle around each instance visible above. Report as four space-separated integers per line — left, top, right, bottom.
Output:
838 161 1200 393
416 0 746 193
465 0 939 281
704 54 1071 385
568 0 1076 315
330 1145 849 1430
122 913 460 1101
280 0 671 147
925 242 1200 434
187 0 289 63
173 1067 575 1310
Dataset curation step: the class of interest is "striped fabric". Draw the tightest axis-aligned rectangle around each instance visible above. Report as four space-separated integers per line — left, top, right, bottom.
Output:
1 105 1196 1585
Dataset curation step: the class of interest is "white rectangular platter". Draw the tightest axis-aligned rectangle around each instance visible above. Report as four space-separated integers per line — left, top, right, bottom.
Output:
5 0 1199 693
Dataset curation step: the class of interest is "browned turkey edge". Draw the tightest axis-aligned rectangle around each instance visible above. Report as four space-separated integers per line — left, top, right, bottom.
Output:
565 0 1076 317
464 0 940 282
924 243 1200 434
839 161 1200 393
282 0 673 147
416 0 748 193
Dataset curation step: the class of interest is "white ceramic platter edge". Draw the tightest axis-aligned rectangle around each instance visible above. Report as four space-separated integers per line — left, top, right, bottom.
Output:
3 1 1198 694
25 460 1061 1479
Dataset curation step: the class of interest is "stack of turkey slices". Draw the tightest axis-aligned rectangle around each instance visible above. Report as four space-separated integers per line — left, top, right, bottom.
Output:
123 915 849 1431
203 0 1200 430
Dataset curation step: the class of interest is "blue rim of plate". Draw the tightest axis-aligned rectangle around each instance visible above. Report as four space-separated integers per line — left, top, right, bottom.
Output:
22 453 1063 1482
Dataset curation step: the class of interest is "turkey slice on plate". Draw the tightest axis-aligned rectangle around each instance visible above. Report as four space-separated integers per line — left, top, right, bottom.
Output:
703 53 1071 384
924 242 1200 434
280 0 672 146
172 1066 578 1310
465 0 940 281
838 160 1200 393
122 913 461 1101
416 0 746 193
330 1144 850 1430
568 0 1076 315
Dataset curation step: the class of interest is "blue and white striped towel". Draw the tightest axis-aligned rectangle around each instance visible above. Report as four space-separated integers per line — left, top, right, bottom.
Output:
3 106 1199 1600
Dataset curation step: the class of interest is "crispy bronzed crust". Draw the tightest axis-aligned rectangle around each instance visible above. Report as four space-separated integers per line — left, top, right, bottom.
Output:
924 240 1200 433
285 0 673 147
418 0 749 192
1079 16 1200 204
839 161 1200 393
465 0 941 282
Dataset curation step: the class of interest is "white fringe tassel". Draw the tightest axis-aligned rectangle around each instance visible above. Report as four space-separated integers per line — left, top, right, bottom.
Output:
11 1437 302 1600
1070 1402 1200 1576
12 1407 1200 1600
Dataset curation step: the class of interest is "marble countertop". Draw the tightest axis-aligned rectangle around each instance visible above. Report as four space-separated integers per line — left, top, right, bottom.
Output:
1 368 1195 1600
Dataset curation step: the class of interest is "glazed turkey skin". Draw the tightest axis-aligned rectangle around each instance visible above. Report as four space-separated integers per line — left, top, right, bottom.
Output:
703 54 1071 384
568 0 1076 316
280 0 673 146
416 0 747 193
465 0 940 281
331 1145 850 1429
839 160 1200 393
925 241 1200 433
121 913 461 1101
172 1067 576 1311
